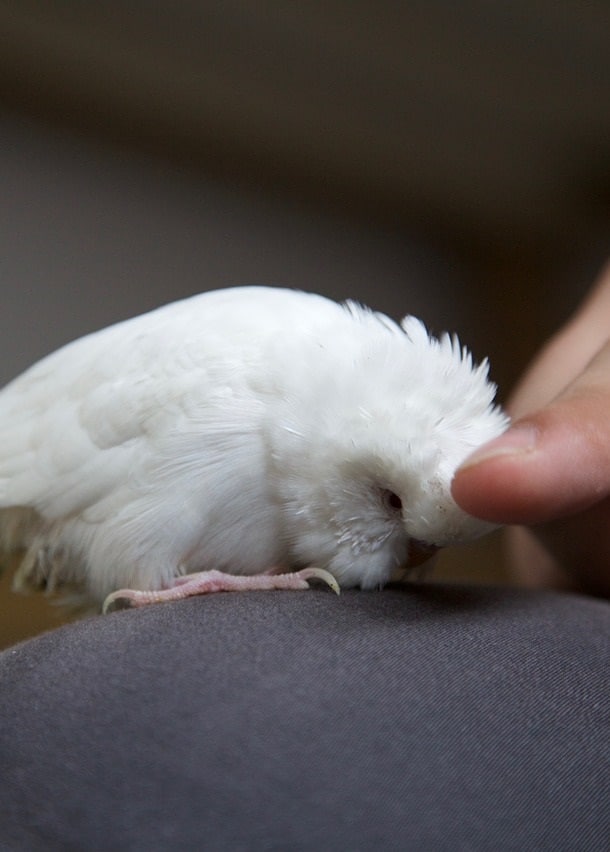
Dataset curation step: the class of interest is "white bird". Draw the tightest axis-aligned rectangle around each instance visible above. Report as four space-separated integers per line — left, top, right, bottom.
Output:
0 286 508 612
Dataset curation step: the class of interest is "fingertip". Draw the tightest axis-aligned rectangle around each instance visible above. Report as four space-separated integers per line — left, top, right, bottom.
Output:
450 423 539 522
456 424 539 472
453 404 610 525
451 453 530 524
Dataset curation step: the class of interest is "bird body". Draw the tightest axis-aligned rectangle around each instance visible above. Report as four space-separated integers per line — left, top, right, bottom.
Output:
0 286 508 608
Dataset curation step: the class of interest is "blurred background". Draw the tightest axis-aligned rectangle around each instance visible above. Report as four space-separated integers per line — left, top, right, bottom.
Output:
1 1 609 647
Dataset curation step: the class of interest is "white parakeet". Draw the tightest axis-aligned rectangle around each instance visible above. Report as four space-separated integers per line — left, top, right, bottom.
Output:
0 286 508 611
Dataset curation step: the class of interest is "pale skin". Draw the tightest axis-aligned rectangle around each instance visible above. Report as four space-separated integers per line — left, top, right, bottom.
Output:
451 261 610 598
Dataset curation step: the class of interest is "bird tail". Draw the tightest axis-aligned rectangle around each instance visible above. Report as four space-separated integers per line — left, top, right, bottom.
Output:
0 507 44 588
0 508 94 614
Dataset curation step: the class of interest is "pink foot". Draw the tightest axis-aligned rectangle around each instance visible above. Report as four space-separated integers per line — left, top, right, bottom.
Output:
102 567 340 612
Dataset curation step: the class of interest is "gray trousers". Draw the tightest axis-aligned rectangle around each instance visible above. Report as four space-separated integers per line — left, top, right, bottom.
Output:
1 585 608 850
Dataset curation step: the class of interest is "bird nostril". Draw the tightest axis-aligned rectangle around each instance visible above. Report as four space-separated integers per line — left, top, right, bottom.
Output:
407 539 440 567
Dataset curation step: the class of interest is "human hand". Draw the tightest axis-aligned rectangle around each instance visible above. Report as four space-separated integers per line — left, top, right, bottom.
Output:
451 262 610 597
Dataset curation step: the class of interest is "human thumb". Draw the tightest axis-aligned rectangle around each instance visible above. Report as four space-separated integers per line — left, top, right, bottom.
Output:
451 340 610 526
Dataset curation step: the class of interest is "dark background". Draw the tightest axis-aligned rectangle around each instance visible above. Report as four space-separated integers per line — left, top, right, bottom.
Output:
1 1 609 647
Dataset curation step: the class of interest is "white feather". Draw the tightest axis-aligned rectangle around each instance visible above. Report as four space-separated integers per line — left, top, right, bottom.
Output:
0 286 508 604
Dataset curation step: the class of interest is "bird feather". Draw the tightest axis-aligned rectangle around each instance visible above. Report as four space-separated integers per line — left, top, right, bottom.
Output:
0 286 509 605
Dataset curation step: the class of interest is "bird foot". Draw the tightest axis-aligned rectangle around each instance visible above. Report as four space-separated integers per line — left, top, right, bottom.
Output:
102 566 340 613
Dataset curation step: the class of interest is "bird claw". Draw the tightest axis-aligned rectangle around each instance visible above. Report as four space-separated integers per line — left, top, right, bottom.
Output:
102 588 147 613
296 566 341 595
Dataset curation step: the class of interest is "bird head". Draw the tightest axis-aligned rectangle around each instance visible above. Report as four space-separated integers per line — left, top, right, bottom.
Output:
265 304 509 589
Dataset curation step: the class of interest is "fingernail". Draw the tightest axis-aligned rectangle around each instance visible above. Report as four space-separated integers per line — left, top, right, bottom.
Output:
458 424 539 470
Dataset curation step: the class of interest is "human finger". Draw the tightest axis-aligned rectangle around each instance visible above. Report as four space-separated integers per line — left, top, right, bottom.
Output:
451 339 610 525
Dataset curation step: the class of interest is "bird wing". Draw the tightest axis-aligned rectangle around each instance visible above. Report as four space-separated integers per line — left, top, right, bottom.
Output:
0 298 213 522
0 285 348 525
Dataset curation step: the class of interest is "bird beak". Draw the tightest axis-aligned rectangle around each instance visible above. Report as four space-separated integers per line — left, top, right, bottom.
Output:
407 539 440 568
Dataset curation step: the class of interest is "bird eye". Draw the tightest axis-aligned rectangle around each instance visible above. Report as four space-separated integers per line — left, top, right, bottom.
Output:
383 490 403 511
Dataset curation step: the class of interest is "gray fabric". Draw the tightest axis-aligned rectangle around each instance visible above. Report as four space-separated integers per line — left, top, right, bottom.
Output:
0 585 608 851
